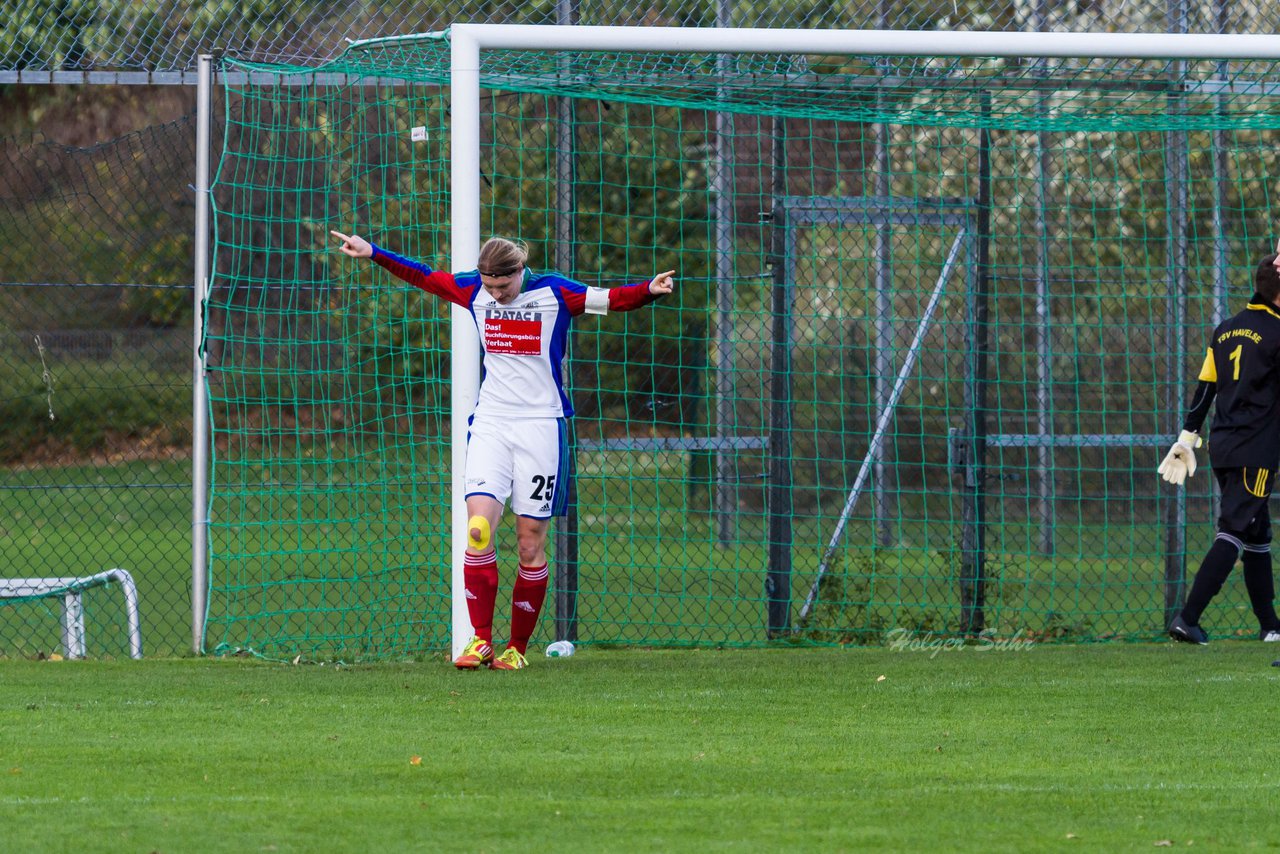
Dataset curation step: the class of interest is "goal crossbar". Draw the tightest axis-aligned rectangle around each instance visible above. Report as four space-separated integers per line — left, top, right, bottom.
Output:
361 26 1280 61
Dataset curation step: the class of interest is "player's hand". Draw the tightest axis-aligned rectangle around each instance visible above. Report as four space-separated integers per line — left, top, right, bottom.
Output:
648 270 676 296
331 230 373 259
1158 430 1201 486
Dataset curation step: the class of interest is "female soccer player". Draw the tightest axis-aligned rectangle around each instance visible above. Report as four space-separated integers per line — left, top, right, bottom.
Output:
332 230 675 669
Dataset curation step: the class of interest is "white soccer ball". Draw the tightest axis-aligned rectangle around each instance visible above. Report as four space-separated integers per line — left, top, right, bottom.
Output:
545 640 575 658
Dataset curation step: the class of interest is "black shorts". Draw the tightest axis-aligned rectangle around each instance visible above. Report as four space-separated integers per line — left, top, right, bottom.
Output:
1215 466 1274 544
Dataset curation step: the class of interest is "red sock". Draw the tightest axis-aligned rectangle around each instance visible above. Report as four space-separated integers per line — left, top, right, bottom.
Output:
508 563 549 654
463 550 499 642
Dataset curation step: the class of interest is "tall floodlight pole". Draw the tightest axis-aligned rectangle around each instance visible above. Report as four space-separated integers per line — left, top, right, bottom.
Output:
449 31 484 660
191 53 213 654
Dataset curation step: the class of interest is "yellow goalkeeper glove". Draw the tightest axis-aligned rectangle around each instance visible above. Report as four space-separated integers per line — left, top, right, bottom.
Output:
1158 430 1202 486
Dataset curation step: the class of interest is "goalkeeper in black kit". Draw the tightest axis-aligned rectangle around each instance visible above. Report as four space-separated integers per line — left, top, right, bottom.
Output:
1160 250 1280 645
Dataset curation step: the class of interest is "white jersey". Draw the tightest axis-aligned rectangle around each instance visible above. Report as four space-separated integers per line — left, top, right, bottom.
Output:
371 244 659 419
470 274 582 419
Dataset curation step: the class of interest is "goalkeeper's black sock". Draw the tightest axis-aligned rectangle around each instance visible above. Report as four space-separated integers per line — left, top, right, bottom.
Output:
1181 537 1240 625
1242 549 1280 631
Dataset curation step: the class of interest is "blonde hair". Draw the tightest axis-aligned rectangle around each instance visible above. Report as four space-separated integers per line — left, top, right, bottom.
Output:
477 237 528 277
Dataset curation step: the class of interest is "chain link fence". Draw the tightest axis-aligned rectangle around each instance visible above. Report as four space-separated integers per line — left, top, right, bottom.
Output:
0 117 196 657
1 2 1275 656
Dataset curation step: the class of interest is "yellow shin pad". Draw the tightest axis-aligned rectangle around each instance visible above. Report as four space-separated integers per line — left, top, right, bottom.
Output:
467 516 491 551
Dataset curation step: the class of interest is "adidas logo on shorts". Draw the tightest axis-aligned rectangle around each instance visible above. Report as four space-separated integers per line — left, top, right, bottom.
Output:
538 503 550 512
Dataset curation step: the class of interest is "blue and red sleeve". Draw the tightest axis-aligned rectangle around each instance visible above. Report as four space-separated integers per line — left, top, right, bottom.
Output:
607 280 662 312
371 244 478 307
555 276 662 317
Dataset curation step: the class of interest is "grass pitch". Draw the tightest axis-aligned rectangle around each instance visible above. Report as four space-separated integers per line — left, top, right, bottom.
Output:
2 644 1277 852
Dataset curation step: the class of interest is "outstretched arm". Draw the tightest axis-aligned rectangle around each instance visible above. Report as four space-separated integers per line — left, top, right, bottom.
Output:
330 229 476 307
573 269 677 315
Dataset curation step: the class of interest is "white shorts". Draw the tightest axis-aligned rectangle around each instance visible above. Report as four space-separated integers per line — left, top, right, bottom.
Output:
465 415 571 518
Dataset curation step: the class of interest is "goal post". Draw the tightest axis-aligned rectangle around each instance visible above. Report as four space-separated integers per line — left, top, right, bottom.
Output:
201 26 1280 660
447 34 483 659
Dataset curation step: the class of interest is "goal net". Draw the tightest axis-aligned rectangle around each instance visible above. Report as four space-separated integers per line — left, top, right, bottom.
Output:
202 27 1280 658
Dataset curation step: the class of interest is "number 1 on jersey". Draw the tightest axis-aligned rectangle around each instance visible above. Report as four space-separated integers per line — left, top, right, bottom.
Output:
1229 343 1243 380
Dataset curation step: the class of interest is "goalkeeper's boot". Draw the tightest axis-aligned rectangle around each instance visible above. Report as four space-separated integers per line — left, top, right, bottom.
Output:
1168 614 1209 646
1260 626 1280 642
490 647 528 670
454 636 495 669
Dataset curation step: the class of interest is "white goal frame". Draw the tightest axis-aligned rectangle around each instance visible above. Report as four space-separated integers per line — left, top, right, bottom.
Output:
0 569 142 659
347 25 1280 657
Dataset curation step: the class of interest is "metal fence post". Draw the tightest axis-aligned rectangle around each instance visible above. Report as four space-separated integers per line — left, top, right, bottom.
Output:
191 53 213 654
766 115 793 637
961 97 992 636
